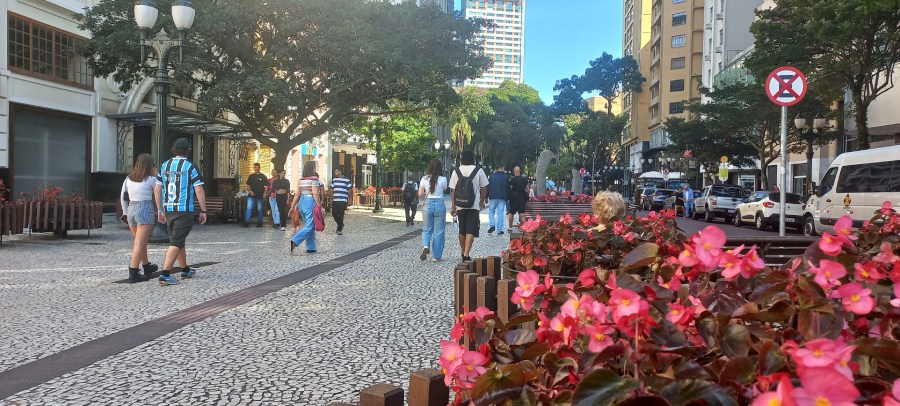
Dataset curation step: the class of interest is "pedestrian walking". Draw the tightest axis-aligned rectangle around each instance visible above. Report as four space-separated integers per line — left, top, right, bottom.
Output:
507 166 528 229
487 165 508 235
330 167 352 235
419 158 447 261
242 163 268 228
683 185 695 218
273 170 291 231
675 187 685 217
289 161 322 254
119 153 159 283
403 175 419 226
449 149 489 261
153 138 207 285
268 169 281 228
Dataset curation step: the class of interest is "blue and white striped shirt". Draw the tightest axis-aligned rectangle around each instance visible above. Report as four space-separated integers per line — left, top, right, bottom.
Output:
156 157 204 212
331 177 352 203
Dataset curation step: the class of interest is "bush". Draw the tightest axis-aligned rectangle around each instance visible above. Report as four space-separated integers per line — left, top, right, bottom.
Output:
443 203 900 406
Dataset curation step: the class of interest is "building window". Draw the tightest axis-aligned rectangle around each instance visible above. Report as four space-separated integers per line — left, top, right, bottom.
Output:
718 62 723 71
7 14 93 88
672 12 686 26
720 0 725 10
672 35 686 48
671 57 685 69
710 7 713 22
719 29 724 45
669 102 684 114
670 79 685 92
673 0 686 3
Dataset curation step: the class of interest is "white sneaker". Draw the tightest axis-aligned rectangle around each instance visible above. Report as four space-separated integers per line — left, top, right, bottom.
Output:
431 257 442 262
281 227 286 231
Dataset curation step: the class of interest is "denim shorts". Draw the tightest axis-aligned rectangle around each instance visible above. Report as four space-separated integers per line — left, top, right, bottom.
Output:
127 200 156 226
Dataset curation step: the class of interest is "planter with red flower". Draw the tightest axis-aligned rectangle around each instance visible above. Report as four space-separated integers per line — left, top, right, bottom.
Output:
18 181 103 236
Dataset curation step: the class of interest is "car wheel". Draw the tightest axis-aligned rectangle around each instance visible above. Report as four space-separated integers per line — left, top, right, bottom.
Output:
733 211 742 227
705 207 714 223
755 214 767 231
692 208 700 220
803 216 818 237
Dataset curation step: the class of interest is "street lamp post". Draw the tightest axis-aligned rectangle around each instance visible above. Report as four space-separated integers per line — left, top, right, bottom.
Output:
794 112 827 198
134 0 196 242
373 125 384 213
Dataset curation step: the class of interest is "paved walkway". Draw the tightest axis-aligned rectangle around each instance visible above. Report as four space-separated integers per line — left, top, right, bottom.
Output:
0 207 511 405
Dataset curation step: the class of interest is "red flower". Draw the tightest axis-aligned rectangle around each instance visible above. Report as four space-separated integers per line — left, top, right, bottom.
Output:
818 232 843 256
837 283 875 315
579 269 596 288
695 226 726 267
853 262 886 284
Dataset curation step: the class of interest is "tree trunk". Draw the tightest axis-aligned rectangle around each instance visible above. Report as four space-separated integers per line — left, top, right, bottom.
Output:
270 145 292 173
853 95 870 150
759 152 770 191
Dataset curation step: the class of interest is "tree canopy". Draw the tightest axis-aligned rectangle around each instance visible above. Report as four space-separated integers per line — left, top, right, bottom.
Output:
77 0 492 169
748 0 900 150
552 53 644 115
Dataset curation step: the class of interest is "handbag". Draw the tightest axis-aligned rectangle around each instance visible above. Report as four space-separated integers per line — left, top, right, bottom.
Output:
313 204 325 231
291 205 301 229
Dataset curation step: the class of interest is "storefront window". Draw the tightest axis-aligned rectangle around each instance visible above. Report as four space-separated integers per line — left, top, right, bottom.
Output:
8 14 93 88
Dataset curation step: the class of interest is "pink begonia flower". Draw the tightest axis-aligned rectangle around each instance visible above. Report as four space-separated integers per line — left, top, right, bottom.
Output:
559 213 572 225
520 215 542 233
810 259 846 290
678 244 700 267
854 262 886 284
605 273 618 290
456 350 488 385
612 221 626 235
666 303 693 327
833 216 857 244
585 301 608 322
689 295 707 316
450 317 464 341
837 283 875 315
609 289 641 317
752 375 797 406
561 293 595 319
695 226 726 267
533 257 547 267
657 276 681 292
719 251 743 280
745 245 766 270
793 339 839 368
579 269 596 288
882 378 900 406
582 323 615 353
535 312 550 336
892 284 900 308
511 290 535 311
623 232 635 242
818 232 843 256
515 270 541 297
832 342 857 381
440 340 465 372
615 300 656 338
475 307 494 319
883 201 895 216
791 367 860 406
874 242 899 264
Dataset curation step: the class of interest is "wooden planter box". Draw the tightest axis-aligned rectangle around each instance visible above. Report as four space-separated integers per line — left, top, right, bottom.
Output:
18 201 103 236
0 202 27 244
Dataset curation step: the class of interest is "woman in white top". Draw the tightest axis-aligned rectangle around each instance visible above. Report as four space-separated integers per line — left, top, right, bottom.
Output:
119 153 159 283
418 158 448 261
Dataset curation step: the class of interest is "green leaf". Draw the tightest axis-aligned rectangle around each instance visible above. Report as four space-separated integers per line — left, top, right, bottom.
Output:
749 281 789 304
505 312 539 329
737 300 794 323
797 309 842 341
796 275 834 314
701 391 740 406
620 242 659 271
672 358 710 380
502 330 537 347
661 380 725 406
618 396 672 406
699 281 747 316
719 356 757 385
520 342 552 361
696 311 718 348
552 357 579 386
758 340 787 376
721 324 750 358
551 390 572 406
472 364 527 406
571 369 639 406
649 319 691 348
851 338 900 376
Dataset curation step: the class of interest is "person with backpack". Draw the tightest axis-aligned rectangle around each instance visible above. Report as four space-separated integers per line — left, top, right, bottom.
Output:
419 159 448 261
507 166 528 229
449 149 489 261
486 166 508 235
403 175 419 226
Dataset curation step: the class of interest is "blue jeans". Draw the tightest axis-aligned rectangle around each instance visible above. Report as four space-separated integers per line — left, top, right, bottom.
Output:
245 196 264 223
488 199 506 232
269 196 280 224
684 201 694 217
422 198 446 259
290 195 316 250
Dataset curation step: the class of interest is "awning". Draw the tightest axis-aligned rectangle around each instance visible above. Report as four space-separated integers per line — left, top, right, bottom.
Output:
640 171 685 179
107 110 254 139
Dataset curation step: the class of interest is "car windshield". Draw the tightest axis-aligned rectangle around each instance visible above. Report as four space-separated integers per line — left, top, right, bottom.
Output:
643 188 655 195
710 187 744 197
769 193 804 205
655 190 674 196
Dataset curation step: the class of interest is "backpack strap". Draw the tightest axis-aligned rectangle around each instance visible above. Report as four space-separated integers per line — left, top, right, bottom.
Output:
465 166 480 181
455 167 464 181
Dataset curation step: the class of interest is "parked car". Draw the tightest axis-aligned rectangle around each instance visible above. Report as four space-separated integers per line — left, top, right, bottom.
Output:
803 144 900 236
648 189 676 211
639 187 657 210
693 185 746 223
734 191 805 231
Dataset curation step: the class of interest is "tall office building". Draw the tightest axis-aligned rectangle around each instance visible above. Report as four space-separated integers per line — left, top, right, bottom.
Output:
463 0 525 88
622 0 653 171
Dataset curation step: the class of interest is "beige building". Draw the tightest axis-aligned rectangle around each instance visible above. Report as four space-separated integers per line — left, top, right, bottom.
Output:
585 96 623 116
463 0 525 88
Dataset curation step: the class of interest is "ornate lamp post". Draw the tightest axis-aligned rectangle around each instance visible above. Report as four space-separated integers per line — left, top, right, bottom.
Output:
134 0 195 242
434 140 452 173
794 112 827 198
373 125 384 213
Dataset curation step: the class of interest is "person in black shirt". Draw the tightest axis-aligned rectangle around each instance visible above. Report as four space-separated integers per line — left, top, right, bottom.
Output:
272 170 291 231
242 163 269 227
507 166 529 229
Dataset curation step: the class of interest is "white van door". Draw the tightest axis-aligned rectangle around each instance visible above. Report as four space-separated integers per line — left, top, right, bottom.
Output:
813 166 840 234
865 160 895 224
833 163 869 228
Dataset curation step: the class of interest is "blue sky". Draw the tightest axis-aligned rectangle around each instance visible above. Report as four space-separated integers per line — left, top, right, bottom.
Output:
455 0 623 105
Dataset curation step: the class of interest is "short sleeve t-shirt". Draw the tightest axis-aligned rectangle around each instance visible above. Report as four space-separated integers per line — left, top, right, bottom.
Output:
449 165 489 210
247 173 268 197
273 178 291 195
420 176 447 198
509 176 528 201
156 157 204 212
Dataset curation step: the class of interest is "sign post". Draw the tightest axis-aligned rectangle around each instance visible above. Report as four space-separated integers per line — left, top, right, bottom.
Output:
766 66 807 236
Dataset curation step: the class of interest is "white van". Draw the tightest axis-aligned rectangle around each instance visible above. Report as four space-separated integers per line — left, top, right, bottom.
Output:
803 144 900 236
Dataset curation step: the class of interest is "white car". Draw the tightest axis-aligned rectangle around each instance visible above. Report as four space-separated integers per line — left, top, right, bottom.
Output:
733 191 805 231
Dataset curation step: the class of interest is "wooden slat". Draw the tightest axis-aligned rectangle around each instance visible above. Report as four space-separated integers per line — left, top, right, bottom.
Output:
497 279 516 325
477 276 498 313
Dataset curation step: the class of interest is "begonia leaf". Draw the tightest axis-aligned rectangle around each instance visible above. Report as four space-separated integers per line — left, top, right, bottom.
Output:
758 340 787 376
719 356 756 385
696 311 718 348
571 369 640 406
699 391 740 406
618 395 672 406
505 312 539 329
475 319 496 345
502 329 537 347
551 390 572 406
620 242 659 271
650 319 691 348
749 282 789 304
853 377 891 404
672 358 710 380
661 379 725 406
798 309 842 340
851 338 900 376
641 376 676 394
796 275 833 314
552 357 579 386
472 364 527 406
614 271 647 294
737 300 793 323
520 342 552 361
699 280 746 316
721 324 750 358
489 338 515 364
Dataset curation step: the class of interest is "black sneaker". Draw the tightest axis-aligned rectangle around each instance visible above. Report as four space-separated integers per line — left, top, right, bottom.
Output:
241 222 250 228
306 250 316 253
487 226 496 233
497 231 505 235
420 247 429 261
462 255 473 261
256 222 263 228
141 263 158 278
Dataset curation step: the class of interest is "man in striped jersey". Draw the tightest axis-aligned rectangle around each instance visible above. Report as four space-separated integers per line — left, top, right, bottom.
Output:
331 167 352 235
153 138 208 285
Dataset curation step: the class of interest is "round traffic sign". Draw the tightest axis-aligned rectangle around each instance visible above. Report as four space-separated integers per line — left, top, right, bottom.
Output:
766 66 807 106
720 156 728 163
579 168 587 177
662 167 670 180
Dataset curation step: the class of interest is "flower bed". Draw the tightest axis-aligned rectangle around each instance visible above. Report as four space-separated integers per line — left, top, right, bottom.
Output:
442 203 900 406
530 191 594 203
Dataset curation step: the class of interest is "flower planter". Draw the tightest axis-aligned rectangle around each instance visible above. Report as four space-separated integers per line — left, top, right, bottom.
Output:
501 264 580 281
20 200 103 236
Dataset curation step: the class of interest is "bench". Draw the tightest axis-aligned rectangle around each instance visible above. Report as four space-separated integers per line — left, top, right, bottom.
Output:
193 197 226 222
625 204 639 219
524 201 594 222
722 236 818 268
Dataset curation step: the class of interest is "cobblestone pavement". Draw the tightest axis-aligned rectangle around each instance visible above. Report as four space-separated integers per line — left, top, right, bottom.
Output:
0 208 511 405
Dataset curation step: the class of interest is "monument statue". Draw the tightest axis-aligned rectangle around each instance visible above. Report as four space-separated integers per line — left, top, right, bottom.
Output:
571 169 583 195
534 150 558 196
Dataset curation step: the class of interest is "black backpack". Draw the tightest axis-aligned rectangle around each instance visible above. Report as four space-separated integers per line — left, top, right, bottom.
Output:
453 167 480 208
403 182 417 202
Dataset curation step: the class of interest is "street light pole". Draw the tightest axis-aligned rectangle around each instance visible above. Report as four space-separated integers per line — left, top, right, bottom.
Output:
794 112 827 199
373 125 384 213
